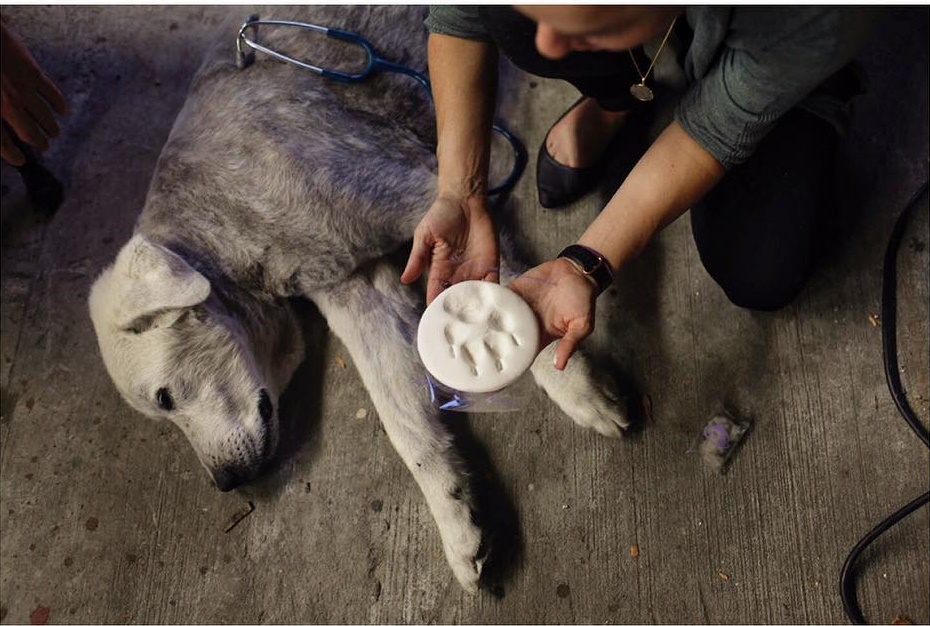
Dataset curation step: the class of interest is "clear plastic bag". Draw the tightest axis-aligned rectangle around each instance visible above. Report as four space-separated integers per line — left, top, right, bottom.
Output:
424 370 534 413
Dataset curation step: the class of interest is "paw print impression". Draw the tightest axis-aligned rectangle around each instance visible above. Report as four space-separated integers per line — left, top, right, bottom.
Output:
418 281 539 394
443 286 522 376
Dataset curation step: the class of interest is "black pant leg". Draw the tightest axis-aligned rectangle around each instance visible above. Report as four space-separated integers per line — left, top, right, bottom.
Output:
690 109 839 311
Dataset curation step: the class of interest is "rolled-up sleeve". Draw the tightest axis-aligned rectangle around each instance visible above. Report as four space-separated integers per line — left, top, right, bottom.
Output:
675 9 872 168
425 6 492 41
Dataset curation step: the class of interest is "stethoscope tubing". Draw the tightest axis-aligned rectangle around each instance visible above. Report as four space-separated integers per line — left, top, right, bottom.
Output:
236 16 524 197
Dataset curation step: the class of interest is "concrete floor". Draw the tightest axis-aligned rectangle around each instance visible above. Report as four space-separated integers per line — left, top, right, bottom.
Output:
1 5 928 624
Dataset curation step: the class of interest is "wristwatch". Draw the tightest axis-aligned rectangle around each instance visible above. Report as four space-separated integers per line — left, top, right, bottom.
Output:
557 244 614 296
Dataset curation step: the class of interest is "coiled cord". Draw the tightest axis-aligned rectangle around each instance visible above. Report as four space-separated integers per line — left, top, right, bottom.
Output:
839 181 929 624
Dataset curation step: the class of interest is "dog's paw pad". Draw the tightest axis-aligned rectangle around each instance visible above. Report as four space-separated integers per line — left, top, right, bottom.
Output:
447 540 484 594
567 389 629 437
533 348 631 436
438 505 485 593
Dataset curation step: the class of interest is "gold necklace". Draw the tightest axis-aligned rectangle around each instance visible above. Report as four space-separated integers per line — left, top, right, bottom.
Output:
628 16 678 103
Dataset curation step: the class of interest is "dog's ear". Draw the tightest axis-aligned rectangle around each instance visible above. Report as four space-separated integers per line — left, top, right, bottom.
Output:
107 234 211 332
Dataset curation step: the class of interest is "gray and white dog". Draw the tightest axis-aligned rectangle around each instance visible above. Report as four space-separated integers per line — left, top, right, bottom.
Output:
88 6 629 592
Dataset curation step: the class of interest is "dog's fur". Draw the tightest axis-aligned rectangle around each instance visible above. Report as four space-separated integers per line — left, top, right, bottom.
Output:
88 6 629 592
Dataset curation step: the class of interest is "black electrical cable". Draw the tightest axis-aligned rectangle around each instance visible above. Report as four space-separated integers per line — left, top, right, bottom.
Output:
879 182 930 448
839 181 930 624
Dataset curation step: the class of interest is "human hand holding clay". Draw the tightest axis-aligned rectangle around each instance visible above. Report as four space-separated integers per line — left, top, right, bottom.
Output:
515 119 724 370
402 194 499 305
1 20 67 166
507 258 598 371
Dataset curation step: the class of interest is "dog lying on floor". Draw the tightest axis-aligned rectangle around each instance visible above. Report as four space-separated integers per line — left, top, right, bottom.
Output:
88 6 629 592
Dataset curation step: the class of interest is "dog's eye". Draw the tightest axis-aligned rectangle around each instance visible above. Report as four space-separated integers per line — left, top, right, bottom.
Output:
258 389 273 423
156 388 175 412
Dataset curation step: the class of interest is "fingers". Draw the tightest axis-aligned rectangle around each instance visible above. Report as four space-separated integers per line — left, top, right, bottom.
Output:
401 233 430 285
35 72 67 116
425 274 450 305
553 319 592 371
23 90 60 139
403 232 453 305
3 102 49 152
0 125 25 166
0 23 67 156
481 264 500 285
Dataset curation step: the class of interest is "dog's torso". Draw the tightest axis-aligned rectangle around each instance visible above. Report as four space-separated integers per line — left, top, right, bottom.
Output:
137 6 437 297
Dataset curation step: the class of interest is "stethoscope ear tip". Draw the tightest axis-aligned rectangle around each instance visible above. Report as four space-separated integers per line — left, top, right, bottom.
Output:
235 13 261 70
235 49 255 70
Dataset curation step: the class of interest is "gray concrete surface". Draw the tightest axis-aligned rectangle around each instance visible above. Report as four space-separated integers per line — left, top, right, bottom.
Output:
1 5 928 624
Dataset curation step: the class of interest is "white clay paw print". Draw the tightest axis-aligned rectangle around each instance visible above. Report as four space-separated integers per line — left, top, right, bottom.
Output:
418 281 539 394
443 288 521 376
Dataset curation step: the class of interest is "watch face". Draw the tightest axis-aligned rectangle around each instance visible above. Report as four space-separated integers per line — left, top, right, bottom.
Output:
577 248 600 273
559 246 610 294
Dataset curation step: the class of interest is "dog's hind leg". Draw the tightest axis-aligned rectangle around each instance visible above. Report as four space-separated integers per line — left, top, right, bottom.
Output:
498 239 632 436
310 263 485 593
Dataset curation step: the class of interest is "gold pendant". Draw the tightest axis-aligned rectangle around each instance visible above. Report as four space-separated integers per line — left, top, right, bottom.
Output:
630 82 654 103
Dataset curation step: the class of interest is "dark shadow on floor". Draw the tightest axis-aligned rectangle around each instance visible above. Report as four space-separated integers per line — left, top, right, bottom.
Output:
439 410 525 599
241 297 330 500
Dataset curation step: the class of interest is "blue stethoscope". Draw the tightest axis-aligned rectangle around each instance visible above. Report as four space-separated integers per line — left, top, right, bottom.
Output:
235 16 526 197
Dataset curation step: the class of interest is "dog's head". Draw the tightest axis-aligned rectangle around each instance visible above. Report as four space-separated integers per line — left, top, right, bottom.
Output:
89 235 304 490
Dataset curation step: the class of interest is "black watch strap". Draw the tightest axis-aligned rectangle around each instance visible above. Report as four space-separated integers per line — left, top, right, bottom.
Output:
557 244 614 295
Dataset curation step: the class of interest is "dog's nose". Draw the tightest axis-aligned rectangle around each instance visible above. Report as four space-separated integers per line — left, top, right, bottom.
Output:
212 468 244 492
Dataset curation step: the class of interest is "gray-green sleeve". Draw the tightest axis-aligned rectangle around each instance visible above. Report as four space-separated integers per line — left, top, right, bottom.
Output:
675 8 875 169
425 6 492 42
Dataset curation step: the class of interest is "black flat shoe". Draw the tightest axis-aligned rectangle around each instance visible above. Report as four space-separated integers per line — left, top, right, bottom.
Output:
536 97 609 209
536 140 604 209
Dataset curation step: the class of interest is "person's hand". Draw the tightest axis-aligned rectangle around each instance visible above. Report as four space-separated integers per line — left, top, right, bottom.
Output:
1 21 67 166
508 258 598 370
402 194 499 304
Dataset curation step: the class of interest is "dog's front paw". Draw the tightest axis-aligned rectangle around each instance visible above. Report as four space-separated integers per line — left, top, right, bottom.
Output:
434 497 486 593
532 344 631 437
